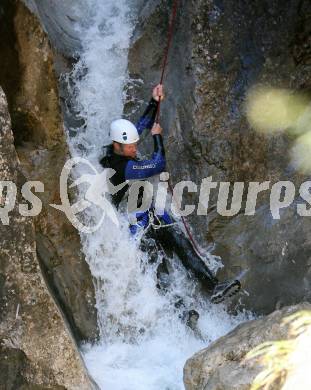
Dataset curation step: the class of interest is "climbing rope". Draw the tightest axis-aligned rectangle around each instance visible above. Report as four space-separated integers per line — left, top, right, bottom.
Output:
155 0 212 265
155 0 180 123
149 1 243 304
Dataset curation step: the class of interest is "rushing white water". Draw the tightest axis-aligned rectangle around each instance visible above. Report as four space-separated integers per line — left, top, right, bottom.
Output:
62 1 250 389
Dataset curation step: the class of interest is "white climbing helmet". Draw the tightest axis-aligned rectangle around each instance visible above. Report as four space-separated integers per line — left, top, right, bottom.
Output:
110 119 140 144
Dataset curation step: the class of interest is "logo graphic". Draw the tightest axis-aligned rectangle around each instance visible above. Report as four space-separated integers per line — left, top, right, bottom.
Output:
50 157 127 233
2 157 311 230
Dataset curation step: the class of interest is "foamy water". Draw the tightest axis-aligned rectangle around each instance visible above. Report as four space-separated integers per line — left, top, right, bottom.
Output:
62 1 250 388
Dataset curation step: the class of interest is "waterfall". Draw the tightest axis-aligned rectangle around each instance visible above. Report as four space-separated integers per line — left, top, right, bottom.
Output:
61 1 248 388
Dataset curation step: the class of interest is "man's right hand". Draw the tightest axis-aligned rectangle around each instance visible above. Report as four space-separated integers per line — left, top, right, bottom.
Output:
151 123 163 135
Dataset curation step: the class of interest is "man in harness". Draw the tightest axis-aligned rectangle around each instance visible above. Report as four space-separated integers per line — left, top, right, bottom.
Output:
100 84 241 304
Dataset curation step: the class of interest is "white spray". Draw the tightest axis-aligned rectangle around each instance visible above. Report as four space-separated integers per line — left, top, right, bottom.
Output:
63 1 249 389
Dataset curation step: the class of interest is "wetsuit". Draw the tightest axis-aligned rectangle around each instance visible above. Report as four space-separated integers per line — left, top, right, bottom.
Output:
100 97 165 209
100 97 241 302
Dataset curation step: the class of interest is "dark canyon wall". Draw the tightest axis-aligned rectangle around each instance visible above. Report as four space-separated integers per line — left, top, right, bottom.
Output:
127 0 311 314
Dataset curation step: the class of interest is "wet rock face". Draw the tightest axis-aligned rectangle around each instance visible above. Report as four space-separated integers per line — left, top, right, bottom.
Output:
0 0 98 343
210 202 311 315
0 345 66 389
127 0 311 314
184 303 311 390
23 0 89 57
0 87 93 389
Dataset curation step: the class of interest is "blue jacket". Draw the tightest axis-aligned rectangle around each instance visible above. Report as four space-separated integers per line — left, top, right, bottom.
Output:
100 97 166 208
125 97 166 180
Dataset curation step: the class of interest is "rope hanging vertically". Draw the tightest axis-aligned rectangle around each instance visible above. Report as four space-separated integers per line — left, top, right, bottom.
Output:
155 0 180 123
156 0 212 266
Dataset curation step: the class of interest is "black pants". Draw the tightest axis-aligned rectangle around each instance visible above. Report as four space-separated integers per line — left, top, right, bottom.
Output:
140 224 218 291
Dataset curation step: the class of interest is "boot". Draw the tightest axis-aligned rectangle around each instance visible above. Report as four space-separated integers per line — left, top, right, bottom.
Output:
210 279 241 304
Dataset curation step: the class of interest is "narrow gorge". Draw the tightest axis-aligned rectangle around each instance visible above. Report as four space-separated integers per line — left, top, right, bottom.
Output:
0 0 310 389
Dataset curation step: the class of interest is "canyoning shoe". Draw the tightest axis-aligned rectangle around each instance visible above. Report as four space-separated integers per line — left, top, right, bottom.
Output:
186 309 200 331
210 279 241 304
156 260 171 291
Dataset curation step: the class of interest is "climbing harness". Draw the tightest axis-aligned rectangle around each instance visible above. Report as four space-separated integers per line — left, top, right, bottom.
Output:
154 0 242 303
129 208 178 237
137 209 178 236
147 209 178 230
